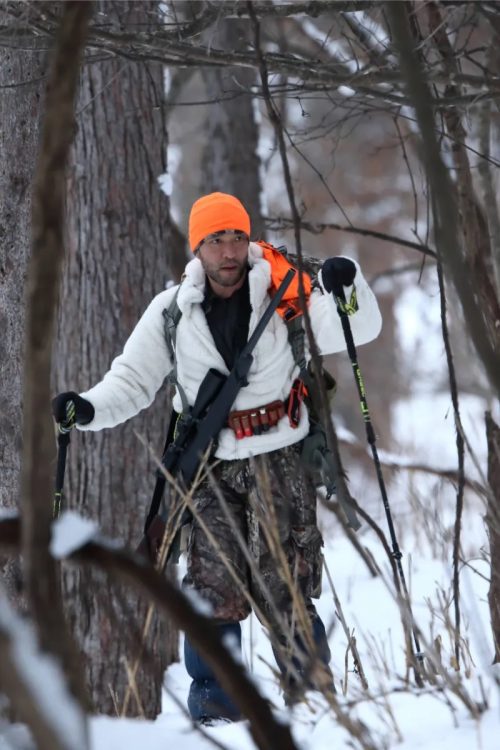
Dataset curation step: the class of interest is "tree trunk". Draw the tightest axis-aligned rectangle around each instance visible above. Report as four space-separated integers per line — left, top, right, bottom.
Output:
54 1 177 718
200 17 264 237
22 2 92 722
486 412 500 663
0 6 46 602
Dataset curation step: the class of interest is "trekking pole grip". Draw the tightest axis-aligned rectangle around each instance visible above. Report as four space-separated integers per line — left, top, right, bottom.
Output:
53 401 75 519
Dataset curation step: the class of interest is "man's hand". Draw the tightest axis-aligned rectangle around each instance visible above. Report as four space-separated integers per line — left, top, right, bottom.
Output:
52 391 95 427
321 257 356 294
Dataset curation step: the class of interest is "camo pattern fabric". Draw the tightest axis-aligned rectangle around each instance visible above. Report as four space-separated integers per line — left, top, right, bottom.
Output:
182 442 324 625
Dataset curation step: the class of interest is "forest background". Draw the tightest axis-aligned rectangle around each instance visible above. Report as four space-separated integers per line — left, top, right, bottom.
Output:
0 2 500 749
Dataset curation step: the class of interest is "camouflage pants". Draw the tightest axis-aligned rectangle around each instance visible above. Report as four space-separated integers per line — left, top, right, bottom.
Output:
182 443 324 626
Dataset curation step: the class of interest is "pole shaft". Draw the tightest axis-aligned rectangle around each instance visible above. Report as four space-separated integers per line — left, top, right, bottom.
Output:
334 292 424 667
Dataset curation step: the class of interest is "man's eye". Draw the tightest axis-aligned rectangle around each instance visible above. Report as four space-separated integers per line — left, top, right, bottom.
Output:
209 238 221 245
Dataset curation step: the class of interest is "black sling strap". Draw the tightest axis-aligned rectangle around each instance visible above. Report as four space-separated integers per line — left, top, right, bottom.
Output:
143 408 178 534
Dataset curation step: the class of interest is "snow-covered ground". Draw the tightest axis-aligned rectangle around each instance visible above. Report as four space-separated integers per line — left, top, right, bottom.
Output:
86 521 499 749
87 446 499 750
85 312 500 749
4 264 499 749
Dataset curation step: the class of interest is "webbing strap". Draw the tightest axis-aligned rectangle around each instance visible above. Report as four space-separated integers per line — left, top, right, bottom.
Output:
286 316 308 377
163 288 190 414
162 273 317 413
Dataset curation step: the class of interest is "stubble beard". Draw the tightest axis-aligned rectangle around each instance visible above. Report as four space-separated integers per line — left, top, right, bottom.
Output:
202 258 247 288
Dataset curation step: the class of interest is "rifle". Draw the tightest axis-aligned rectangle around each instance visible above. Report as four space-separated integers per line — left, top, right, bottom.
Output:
138 268 296 564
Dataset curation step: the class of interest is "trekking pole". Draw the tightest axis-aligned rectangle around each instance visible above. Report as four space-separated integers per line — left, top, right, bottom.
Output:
331 283 424 671
53 400 76 519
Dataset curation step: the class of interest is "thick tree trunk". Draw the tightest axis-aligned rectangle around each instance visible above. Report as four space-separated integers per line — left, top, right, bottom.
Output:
425 2 500 356
486 412 500 663
54 1 177 718
22 3 91 721
0 7 48 611
200 17 264 237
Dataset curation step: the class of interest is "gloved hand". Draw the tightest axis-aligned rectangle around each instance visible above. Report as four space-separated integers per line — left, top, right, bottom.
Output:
52 391 95 427
321 257 356 294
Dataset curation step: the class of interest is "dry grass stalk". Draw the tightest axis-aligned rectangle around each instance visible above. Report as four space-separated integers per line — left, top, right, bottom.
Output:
323 558 368 691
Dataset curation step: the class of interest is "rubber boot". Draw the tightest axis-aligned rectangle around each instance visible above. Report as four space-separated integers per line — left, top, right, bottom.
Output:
184 622 243 723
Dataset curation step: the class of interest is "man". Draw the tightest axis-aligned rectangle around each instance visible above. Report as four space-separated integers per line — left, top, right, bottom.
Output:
53 192 382 723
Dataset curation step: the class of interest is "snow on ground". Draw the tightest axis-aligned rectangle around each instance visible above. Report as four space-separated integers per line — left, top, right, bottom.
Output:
89 500 499 750
0 594 87 750
87 368 499 749
7 273 499 749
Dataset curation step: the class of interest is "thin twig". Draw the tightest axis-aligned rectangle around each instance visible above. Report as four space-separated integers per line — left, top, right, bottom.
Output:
323 558 369 690
435 256 466 670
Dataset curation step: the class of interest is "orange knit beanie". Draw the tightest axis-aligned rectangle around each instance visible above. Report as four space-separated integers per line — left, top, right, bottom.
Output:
188 192 251 251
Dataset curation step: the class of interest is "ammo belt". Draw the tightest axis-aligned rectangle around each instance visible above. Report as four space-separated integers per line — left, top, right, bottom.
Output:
227 378 306 439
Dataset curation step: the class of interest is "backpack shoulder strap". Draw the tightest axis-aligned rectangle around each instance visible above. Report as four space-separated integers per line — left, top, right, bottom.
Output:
162 284 190 414
285 315 308 379
268 245 311 380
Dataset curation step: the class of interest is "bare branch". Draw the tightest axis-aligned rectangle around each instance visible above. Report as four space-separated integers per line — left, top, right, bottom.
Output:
263 215 437 258
477 94 500 299
387 1 500 397
436 260 466 670
486 412 500 663
2 10 500 107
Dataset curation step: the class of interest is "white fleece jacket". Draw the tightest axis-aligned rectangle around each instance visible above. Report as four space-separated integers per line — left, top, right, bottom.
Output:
79 242 382 460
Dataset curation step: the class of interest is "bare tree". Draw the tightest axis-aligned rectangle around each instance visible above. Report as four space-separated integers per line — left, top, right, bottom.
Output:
20 0 92 736
200 15 265 236
486 413 500 663
54 0 178 718
0 2 46 603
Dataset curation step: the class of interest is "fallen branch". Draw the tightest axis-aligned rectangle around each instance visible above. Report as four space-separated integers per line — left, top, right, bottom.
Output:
0 515 299 750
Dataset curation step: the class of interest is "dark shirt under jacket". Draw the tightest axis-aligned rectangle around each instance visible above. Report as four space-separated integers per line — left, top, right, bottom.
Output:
202 271 252 371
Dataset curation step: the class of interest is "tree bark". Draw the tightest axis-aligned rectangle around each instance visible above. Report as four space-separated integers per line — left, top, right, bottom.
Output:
486 412 500 663
425 2 500 358
200 16 264 237
22 0 91 727
54 1 177 718
0 4 46 602
386 2 500 397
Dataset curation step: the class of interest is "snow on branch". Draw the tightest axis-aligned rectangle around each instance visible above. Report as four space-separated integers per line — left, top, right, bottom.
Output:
0 586 87 750
50 511 99 559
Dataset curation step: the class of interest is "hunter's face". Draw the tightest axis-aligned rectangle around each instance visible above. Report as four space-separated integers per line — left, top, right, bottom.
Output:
197 230 249 294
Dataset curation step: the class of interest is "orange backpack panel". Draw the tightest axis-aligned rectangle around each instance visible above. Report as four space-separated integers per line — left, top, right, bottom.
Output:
257 240 312 320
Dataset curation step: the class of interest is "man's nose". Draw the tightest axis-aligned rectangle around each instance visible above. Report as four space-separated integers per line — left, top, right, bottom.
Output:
221 240 239 256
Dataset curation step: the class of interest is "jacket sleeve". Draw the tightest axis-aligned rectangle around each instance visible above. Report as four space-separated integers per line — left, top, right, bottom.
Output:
77 288 176 431
308 257 382 355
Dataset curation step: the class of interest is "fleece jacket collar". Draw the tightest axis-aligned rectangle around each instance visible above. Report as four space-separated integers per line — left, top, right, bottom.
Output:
176 242 271 318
